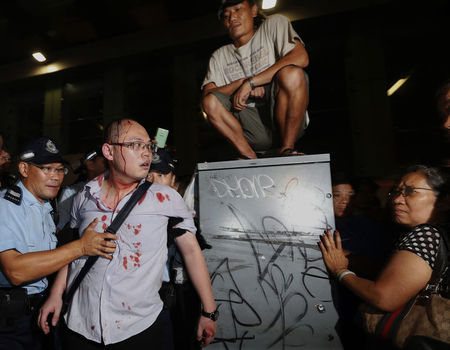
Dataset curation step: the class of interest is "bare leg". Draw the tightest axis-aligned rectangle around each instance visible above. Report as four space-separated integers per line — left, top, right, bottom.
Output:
202 93 257 159
274 66 308 154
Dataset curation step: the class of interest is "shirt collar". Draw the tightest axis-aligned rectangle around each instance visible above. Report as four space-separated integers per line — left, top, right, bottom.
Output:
18 180 53 211
85 170 147 199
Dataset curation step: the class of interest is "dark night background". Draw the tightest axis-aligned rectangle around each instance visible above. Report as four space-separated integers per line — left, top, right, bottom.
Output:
0 0 448 183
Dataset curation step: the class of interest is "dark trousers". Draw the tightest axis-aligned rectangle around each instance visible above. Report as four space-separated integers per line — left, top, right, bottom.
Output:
62 309 172 350
0 314 43 350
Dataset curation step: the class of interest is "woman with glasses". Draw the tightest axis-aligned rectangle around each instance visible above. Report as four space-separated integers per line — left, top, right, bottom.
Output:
319 164 449 349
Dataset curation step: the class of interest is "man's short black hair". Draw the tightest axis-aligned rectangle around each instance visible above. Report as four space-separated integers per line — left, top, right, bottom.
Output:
104 118 139 143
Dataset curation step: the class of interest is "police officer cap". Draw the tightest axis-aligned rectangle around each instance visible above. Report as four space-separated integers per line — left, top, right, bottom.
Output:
19 136 66 164
150 149 175 174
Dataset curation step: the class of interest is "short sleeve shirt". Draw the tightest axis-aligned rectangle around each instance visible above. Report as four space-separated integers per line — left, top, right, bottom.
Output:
0 181 57 294
202 14 303 89
395 224 441 269
65 173 196 345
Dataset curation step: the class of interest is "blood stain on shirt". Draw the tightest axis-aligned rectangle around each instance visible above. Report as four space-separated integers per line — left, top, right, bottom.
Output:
165 194 170 201
122 302 125 308
101 215 107 221
156 192 165 202
128 306 131 311
123 257 128 270
102 223 107 231
134 228 140 235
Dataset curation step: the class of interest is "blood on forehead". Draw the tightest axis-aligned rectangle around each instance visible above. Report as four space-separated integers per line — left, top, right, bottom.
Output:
109 119 150 144
107 119 134 143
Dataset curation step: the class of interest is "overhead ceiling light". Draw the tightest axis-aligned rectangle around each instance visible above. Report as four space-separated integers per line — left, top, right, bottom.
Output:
32 52 47 62
262 0 277 10
387 76 410 96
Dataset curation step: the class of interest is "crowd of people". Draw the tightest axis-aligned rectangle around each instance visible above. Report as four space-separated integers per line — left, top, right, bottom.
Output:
0 0 449 350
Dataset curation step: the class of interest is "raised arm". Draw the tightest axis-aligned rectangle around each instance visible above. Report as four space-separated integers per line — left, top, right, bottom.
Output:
175 232 217 347
0 218 117 286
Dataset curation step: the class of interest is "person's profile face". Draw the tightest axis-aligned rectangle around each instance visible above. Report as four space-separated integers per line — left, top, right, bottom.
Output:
391 172 438 227
444 115 450 135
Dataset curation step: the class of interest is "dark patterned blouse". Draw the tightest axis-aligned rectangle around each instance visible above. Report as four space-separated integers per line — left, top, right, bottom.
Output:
395 224 441 269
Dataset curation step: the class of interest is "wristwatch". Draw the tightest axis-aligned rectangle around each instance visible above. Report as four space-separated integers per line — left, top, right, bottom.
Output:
247 76 256 90
201 308 219 321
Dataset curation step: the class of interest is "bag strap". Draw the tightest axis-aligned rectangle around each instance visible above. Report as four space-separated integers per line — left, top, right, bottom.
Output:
418 226 448 301
62 181 152 312
375 226 448 341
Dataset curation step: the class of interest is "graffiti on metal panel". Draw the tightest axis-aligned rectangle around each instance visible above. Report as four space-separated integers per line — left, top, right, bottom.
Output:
209 174 275 199
209 201 333 349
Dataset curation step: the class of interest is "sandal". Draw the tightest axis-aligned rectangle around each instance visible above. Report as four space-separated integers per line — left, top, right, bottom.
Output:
279 148 304 157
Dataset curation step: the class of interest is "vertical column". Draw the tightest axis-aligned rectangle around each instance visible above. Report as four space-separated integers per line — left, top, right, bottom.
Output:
43 74 63 147
172 54 199 175
103 65 125 127
344 19 395 177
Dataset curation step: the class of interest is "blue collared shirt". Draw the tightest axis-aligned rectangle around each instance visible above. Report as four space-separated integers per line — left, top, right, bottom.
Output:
0 181 57 294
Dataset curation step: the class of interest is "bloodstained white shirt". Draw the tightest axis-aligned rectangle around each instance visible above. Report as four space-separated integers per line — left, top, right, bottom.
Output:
64 173 196 344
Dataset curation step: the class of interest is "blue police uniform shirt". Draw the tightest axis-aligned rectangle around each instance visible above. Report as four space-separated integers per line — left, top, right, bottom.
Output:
0 181 58 294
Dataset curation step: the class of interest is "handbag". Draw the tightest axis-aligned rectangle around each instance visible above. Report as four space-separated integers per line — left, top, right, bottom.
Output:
61 181 151 315
359 231 450 348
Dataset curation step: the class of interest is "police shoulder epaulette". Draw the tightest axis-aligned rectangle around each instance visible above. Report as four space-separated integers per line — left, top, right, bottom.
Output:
4 185 22 206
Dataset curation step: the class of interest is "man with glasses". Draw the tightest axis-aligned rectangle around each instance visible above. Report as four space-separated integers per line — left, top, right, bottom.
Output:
0 136 118 350
39 120 217 349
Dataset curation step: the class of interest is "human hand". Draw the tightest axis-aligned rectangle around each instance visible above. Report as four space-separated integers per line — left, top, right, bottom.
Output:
37 294 63 334
249 86 265 98
197 316 217 347
233 80 252 111
79 218 118 259
318 229 349 277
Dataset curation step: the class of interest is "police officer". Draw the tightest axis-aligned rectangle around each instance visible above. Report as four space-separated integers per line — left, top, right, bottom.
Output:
0 137 118 350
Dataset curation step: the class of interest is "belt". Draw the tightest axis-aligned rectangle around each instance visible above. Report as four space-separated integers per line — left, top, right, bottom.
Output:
27 292 46 313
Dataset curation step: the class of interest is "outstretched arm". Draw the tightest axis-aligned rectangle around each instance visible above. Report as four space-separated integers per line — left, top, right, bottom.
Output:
319 230 432 312
176 232 217 347
0 218 117 286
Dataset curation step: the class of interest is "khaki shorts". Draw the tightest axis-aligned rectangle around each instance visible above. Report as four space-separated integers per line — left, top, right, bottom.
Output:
211 70 309 152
